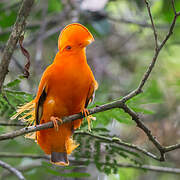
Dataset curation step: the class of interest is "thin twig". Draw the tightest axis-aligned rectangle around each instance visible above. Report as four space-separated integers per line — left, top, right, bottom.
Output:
0 160 25 180
121 0 180 102
144 0 158 50
172 0 177 15
164 143 180 152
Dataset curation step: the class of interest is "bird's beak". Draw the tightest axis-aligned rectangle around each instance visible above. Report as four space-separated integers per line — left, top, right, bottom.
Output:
84 37 95 47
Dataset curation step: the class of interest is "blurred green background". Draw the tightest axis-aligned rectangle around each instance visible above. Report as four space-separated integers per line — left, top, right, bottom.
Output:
0 0 180 179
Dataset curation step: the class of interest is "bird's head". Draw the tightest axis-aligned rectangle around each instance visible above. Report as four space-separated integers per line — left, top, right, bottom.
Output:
58 23 94 52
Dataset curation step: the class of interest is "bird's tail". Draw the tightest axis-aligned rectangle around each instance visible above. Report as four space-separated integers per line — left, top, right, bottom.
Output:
51 152 69 166
10 100 36 139
50 137 79 166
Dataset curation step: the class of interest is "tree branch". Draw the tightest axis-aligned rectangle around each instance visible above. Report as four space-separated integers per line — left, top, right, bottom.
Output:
121 0 180 102
108 163 180 174
164 143 180 153
1 162 42 179
121 104 165 161
0 100 125 141
0 160 25 180
75 131 159 160
0 0 34 91
0 122 26 127
0 99 180 161
1 153 180 175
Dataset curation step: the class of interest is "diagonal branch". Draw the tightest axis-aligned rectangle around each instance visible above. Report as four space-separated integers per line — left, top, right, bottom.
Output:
121 0 180 102
0 100 128 141
121 104 165 159
121 0 180 160
0 0 34 91
0 160 25 180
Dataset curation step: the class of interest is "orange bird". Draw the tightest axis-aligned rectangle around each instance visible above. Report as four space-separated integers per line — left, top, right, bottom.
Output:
11 23 98 166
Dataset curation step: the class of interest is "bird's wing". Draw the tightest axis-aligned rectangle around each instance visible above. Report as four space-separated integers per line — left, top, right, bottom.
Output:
35 69 50 125
85 80 98 108
35 86 47 125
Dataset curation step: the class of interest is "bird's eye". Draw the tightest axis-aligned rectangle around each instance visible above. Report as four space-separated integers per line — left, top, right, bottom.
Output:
66 45 72 50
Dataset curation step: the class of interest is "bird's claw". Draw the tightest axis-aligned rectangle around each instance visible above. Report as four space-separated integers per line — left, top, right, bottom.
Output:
50 116 63 131
82 109 96 131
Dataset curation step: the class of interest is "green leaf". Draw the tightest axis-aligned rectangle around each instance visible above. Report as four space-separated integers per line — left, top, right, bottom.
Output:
5 90 31 95
48 0 63 13
0 11 17 28
111 109 134 124
0 33 9 42
92 108 134 127
4 79 21 88
46 168 61 176
131 107 154 115
161 0 180 22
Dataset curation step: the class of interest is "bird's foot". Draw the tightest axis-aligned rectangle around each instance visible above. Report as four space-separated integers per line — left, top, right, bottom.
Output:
82 109 96 131
50 116 63 131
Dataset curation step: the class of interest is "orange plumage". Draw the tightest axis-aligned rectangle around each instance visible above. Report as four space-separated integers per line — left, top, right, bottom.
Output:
12 23 98 166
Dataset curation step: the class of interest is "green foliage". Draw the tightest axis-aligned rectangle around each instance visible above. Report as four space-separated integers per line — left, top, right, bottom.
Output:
0 78 33 118
73 128 144 176
93 107 134 127
127 80 163 114
0 3 18 42
161 0 180 22
0 78 145 178
0 11 17 29
48 0 63 13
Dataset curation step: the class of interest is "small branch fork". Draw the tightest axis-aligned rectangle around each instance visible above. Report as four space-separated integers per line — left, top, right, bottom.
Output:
0 0 180 176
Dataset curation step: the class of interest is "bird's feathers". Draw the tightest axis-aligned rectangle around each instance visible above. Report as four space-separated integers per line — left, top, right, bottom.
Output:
35 87 47 125
11 23 98 166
